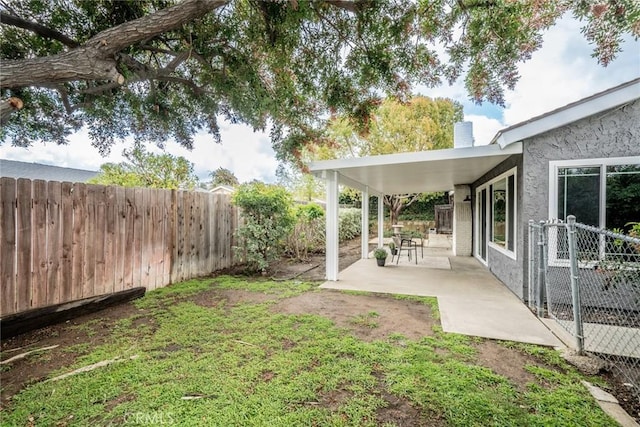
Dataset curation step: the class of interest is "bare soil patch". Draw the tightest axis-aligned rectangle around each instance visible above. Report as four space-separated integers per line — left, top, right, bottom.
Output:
473 341 541 392
0 302 138 407
272 290 436 342
268 237 369 281
193 288 278 309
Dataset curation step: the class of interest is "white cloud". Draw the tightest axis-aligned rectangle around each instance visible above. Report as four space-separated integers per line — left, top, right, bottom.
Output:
0 129 128 171
464 114 503 146
502 14 640 126
153 123 277 184
0 122 276 184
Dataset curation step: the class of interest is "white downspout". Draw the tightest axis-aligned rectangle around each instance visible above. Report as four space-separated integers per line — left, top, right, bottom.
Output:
325 170 339 281
361 186 369 258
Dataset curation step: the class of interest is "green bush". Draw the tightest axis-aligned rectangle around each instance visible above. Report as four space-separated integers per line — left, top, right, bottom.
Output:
339 208 361 242
233 182 294 272
284 203 325 260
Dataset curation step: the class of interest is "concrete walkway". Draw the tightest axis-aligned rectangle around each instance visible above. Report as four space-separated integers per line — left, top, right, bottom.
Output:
320 253 562 347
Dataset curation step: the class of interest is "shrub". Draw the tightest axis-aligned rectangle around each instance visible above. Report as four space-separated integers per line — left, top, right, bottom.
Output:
339 208 361 242
284 203 325 260
232 182 294 272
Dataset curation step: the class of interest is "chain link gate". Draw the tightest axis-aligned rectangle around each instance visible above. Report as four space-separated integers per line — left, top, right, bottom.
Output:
529 216 640 402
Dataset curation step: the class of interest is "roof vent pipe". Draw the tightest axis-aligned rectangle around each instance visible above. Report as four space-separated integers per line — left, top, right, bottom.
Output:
454 121 474 149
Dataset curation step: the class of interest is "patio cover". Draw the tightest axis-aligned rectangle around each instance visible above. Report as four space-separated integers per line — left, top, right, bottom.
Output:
309 142 523 280
309 142 523 195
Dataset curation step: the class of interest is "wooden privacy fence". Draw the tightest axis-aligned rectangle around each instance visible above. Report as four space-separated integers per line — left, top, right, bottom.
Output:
0 178 240 317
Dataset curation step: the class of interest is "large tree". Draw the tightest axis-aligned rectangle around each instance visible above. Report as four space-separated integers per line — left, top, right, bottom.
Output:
309 96 463 224
209 166 239 187
1 0 638 161
89 145 198 189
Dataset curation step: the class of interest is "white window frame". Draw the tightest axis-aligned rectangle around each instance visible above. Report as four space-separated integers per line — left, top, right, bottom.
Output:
474 186 488 265
548 156 640 266
475 167 517 261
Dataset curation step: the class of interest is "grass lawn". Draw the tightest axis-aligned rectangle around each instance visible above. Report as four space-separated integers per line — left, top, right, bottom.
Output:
1 276 616 426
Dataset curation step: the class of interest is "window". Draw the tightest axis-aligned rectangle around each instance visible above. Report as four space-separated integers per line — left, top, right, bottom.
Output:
550 158 640 231
549 157 640 263
475 168 517 261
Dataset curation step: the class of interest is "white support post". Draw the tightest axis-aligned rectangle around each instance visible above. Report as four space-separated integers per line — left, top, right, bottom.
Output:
325 171 339 281
377 194 384 248
361 186 370 258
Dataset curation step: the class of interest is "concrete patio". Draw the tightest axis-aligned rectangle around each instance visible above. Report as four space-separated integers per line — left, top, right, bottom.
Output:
321 236 562 347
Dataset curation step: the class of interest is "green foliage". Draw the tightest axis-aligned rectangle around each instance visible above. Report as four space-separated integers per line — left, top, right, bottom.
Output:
232 182 294 272
89 145 198 189
339 208 362 242
315 96 463 160
284 203 325 261
307 97 461 224
209 167 239 187
2 1 637 162
373 248 388 260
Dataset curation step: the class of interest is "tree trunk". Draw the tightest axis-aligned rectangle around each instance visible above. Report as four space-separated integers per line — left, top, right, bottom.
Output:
0 97 23 125
0 0 228 90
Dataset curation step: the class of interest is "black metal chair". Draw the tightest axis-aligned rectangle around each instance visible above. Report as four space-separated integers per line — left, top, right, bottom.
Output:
392 235 418 264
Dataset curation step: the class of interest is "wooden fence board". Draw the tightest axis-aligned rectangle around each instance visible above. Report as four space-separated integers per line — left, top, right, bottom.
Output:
71 183 86 300
148 189 159 290
205 197 215 272
183 191 193 280
104 186 117 295
82 185 97 299
154 191 167 289
132 188 143 288
114 186 126 291
212 194 222 270
1 179 240 317
1 178 16 316
93 186 107 297
46 181 62 306
162 190 172 285
194 193 202 276
140 188 151 290
31 180 48 309
181 191 191 282
15 179 32 312
172 190 183 283
60 182 74 304
123 188 136 289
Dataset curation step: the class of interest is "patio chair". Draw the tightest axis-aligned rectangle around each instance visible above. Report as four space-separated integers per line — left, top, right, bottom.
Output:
404 231 424 258
392 235 418 264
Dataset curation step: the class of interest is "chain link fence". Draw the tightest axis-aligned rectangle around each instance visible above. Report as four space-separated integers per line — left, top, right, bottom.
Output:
529 216 640 401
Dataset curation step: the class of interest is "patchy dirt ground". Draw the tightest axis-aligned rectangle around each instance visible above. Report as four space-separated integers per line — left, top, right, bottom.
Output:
2 240 639 422
273 291 435 342
267 237 371 281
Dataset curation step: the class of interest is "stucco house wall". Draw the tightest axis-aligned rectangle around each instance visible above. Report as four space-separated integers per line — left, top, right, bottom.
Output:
522 98 640 223
472 155 524 298
472 98 640 301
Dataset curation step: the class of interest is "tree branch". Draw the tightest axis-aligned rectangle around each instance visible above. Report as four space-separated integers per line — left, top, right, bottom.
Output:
85 0 229 55
0 0 228 90
325 1 361 13
0 11 80 48
0 97 23 125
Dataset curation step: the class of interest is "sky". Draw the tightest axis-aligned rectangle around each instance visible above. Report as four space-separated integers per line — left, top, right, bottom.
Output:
1 14 639 184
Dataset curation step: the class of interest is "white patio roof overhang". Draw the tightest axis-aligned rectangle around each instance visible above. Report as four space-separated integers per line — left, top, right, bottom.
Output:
309 142 523 281
309 142 523 195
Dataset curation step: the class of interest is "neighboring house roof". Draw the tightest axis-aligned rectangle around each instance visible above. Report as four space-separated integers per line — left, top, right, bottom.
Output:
210 185 235 194
0 159 98 182
492 78 640 148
